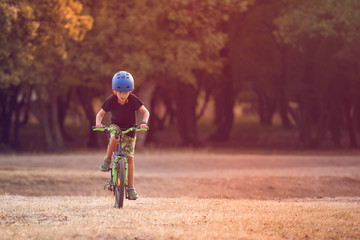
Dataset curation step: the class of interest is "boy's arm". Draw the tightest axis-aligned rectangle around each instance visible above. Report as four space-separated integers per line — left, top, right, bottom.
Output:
139 105 150 129
96 108 106 128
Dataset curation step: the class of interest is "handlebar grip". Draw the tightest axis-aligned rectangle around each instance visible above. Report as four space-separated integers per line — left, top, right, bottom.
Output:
92 125 107 131
136 128 148 132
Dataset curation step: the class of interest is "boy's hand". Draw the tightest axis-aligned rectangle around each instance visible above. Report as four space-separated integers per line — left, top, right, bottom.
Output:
140 123 149 130
95 123 103 128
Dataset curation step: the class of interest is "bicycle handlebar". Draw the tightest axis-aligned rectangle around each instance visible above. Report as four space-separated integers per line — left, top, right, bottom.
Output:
92 125 148 135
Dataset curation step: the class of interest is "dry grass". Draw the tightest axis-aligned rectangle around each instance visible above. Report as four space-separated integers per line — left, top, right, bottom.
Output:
1 195 359 240
1 152 360 239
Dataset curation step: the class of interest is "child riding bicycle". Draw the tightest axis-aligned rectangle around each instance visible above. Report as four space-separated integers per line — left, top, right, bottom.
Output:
95 71 150 200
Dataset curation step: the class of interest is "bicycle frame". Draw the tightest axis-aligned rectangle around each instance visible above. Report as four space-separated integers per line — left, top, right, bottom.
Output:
93 125 147 206
102 128 129 199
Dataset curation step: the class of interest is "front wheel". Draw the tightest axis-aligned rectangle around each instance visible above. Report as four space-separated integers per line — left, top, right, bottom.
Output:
115 159 125 208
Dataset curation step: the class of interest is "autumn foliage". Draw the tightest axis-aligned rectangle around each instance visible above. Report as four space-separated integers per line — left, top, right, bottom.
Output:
1 0 360 151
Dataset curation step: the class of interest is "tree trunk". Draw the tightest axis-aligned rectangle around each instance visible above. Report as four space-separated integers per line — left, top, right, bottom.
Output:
30 88 55 152
255 88 276 126
209 62 235 142
135 83 156 147
76 86 99 148
209 93 235 142
265 21 293 129
344 98 357 148
58 89 73 141
30 87 64 152
175 81 198 146
147 84 174 143
278 91 293 129
314 109 329 148
297 98 314 147
329 113 342 147
0 86 19 146
50 92 63 152
12 86 28 149
355 104 360 134
297 43 318 148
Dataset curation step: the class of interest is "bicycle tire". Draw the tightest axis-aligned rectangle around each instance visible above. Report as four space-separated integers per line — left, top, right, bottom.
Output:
115 159 125 208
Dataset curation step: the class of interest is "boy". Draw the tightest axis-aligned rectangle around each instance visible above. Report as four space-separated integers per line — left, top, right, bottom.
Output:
95 70 150 200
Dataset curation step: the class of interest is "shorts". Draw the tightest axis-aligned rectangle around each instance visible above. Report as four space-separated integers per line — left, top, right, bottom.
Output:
109 124 136 158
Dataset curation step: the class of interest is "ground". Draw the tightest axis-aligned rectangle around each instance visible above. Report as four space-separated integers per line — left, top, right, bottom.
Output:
0 150 360 239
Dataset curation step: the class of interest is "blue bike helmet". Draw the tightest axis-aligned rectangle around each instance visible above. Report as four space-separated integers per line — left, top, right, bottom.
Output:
112 71 134 92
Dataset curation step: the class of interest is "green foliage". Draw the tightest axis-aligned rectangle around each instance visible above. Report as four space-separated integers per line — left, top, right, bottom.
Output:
29 0 93 87
0 0 94 151
69 0 253 89
274 0 360 95
229 0 284 90
0 0 93 89
272 0 360 147
275 0 360 52
0 2 38 88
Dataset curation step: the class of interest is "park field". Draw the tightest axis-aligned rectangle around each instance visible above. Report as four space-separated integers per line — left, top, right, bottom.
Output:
1 151 360 239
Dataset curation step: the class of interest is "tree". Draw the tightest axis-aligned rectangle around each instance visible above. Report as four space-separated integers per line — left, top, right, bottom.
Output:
0 0 93 151
73 0 253 146
226 0 293 128
275 0 360 147
29 0 93 152
0 1 38 148
2 0 256 150
210 0 291 141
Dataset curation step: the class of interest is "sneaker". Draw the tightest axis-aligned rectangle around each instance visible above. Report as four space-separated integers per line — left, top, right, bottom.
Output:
99 158 111 171
128 186 138 200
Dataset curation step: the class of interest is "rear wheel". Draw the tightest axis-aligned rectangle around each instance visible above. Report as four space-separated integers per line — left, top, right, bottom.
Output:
115 159 125 208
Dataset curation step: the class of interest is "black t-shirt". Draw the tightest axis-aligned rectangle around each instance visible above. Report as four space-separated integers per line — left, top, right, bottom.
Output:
101 93 143 137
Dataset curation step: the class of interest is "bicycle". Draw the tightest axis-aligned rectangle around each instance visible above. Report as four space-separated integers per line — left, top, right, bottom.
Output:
92 125 147 208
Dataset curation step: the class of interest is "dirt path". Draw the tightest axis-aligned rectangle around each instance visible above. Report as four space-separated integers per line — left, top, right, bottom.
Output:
1 151 359 199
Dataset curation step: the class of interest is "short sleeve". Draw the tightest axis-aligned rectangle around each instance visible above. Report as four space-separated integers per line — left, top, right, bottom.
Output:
130 94 143 110
101 95 115 112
